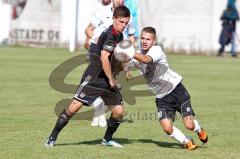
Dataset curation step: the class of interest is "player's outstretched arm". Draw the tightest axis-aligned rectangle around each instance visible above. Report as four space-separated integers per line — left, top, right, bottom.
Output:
133 53 153 64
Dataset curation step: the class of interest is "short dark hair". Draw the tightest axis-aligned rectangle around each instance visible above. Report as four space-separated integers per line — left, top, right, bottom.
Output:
113 6 130 18
142 27 156 38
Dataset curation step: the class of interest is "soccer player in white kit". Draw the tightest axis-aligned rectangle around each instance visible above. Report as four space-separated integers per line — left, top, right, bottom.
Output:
85 0 135 49
125 27 208 150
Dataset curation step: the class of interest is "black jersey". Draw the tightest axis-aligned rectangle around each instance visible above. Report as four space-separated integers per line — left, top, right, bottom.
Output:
80 25 123 87
89 25 123 64
73 25 124 106
88 25 123 80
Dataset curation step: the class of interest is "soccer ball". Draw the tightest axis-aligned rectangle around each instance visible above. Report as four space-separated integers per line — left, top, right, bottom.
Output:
114 40 135 62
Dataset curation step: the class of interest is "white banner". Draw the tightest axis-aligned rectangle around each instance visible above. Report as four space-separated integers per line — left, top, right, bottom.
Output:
1 0 240 53
9 0 61 45
0 1 11 43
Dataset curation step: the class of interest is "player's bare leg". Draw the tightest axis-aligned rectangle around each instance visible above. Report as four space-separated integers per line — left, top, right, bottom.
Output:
182 115 195 131
160 118 197 150
45 100 83 147
102 105 124 148
183 116 208 144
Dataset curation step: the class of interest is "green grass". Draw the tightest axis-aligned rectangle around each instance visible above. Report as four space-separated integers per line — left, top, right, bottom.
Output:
0 46 240 159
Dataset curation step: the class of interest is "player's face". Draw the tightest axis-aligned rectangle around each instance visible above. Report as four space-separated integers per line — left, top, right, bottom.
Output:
140 31 156 51
102 0 111 5
113 16 130 33
113 0 124 7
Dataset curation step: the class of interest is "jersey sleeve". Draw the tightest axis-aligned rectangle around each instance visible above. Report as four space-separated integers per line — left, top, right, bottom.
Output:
146 46 164 63
102 34 115 54
98 27 123 54
103 40 114 53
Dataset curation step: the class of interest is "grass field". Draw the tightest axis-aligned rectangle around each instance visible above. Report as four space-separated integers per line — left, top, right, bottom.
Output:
0 46 240 159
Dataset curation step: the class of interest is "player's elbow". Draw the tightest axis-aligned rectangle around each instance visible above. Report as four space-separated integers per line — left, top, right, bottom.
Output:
85 24 94 38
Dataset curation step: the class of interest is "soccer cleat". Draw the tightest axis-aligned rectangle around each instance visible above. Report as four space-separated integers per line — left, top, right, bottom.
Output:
101 139 123 148
198 129 208 144
44 137 56 148
184 139 197 150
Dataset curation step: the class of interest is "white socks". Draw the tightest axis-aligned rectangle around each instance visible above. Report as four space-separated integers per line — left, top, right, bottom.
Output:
193 119 201 133
91 97 107 127
169 120 202 144
92 97 107 117
169 126 190 144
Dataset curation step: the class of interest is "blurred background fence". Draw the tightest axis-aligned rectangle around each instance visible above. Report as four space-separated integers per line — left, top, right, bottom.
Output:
0 0 240 54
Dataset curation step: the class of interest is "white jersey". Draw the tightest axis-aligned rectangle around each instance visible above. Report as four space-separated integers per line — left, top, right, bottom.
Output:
90 1 113 28
90 1 113 44
127 45 182 98
90 2 135 43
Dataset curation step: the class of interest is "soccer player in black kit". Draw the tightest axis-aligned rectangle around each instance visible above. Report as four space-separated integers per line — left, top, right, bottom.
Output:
45 6 130 148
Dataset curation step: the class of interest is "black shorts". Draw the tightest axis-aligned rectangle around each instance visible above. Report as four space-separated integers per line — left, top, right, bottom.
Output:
73 84 123 106
155 83 195 120
73 65 123 106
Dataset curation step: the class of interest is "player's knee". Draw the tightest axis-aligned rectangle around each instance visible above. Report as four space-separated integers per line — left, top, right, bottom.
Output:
185 122 195 131
163 126 173 135
112 112 124 120
111 106 125 120
69 100 83 113
183 116 195 130
118 112 125 119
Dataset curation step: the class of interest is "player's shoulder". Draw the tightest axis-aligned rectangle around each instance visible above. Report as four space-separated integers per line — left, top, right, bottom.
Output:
100 26 112 36
100 27 114 40
147 45 163 54
98 26 118 45
146 45 165 62
105 26 123 39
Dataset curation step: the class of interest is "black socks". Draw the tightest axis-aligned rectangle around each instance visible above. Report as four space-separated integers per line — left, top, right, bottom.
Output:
49 110 121 143
49 109 71 140
104 116 121 142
